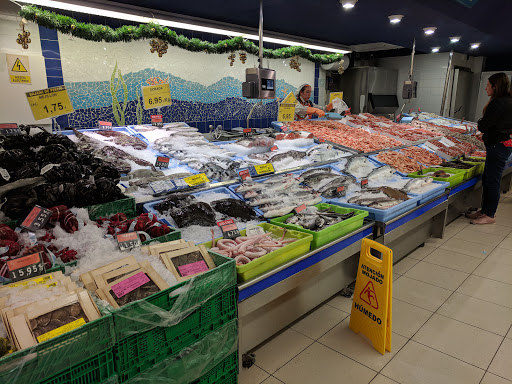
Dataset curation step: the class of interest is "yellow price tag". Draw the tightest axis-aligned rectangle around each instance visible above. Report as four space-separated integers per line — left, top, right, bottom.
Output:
184 173 210 186
37 318 86 343
254 163 275 175
25 86 74 120
281 92 298 105
329 92 344 104
7 275 53 288
142 84 172 110
278 103 296 122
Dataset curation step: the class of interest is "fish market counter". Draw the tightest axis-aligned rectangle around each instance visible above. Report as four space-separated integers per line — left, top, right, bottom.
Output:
237 221 374 358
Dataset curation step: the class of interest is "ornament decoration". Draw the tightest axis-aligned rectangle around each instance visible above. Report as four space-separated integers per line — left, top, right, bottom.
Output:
16 18 31 49
289 56 301 72
338 59 345 74
70 24 75 30
149 38 168 57
239 51 247 64
228 53 236 66
18 5 344 64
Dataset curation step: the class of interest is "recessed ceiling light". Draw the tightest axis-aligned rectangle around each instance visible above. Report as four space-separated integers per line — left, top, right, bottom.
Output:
450 36 461 43
423 27 437 35
431 47 440 53
388 15 404 24
340 0 358 9
470 42 481 49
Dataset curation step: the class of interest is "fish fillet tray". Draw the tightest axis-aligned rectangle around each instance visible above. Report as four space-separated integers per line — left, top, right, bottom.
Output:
326 195 420 223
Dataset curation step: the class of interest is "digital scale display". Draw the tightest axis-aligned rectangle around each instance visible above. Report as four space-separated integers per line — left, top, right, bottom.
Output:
261 78 274 91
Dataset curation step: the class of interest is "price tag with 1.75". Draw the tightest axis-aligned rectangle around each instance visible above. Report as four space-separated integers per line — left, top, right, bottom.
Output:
7 252 46 282
25 86 74 121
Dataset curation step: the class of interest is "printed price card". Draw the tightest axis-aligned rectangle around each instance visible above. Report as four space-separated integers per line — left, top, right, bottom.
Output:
111 271 149 297
243 128 252 137
7 252 45 282
155 156 170 169
37 318 86 343
278 103 296 122
281 91 298 105
254 163 275 175
184 173 210 186
142 84 172 109
238 169 251 181
177 261 209 277
151 114 163 127
217 219 240 240
329 91 344 104
98 121 112 130
117 232 142 251
294 204 307 214
360 179 368 188
26 86 74 120
0 123 21 136
21 205 52 232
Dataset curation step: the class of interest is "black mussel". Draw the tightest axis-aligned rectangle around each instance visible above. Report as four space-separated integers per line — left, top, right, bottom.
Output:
94 177 124 203
2 188 38 219
14 162 41 180
0 149 33 171
34 183 63 207
73 179 97 206
42 162 83 183
93 164 121 181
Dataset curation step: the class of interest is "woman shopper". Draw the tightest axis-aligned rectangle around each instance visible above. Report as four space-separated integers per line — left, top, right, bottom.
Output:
467 72 512 224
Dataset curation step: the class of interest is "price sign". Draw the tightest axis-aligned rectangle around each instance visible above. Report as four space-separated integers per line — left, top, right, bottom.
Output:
155 156 170 169
317 138 326 143
270 145 278 151
238 169 251 181
98 121 112 130
243 128 252 137
117 232 141 251
142 84 172 110
336 185 346 197
184 173 210 186
282 92 298 105
361 179 368 188
294 204 307 214
329 91 344 104
21 205 52 232
278 103 296 122
151 114 163 127
26 86 74 120
217 219 240 240
254 163 275 175
0 123 21 136
7 252 45 282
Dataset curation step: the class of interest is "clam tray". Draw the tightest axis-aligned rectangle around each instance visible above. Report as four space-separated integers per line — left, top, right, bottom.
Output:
270 203 368 249
462 159 485 175
407 167 466 188
204 223 313 283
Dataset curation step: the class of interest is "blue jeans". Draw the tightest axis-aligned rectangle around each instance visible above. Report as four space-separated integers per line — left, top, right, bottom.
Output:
481 142 512 217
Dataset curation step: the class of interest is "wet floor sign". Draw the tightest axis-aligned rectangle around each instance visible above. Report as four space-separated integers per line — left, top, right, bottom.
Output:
349 239 392 355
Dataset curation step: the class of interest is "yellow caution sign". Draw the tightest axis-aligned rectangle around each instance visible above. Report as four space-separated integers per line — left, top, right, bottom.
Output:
329 92 344 104
349 239 392 355
6 54 31 84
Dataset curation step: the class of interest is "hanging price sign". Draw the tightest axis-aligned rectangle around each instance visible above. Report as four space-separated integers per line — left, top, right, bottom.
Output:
20 205 52 232
26 86 74 120
155 156 170 168
217 219 240 240
151 114 163 127
281 92 298 105
329 92 344 104
254 163 275 175
183 173 210 186
278 103 296 122
98 121 112 130
0 123 21 136
117 232 141 251
142 84 172 109
7 252 45 282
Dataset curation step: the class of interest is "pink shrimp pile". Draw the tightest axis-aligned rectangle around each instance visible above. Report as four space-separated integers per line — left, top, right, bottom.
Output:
209 229 297 266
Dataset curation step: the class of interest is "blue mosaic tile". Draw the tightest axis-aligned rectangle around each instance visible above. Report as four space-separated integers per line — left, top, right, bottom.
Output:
41 40 61 59
45 58 61 70
47 77 64 87
38 26 58 41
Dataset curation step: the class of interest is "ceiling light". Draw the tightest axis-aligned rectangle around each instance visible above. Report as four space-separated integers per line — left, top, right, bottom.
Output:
340 0 358 9
423 27 437 35
388 15 404 24
431 47 440 53
470 42 481 49
450 36 461 43
14 0 351 53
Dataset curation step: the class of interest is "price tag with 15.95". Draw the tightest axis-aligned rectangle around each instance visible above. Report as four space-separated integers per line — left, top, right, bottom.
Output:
7 252 46 282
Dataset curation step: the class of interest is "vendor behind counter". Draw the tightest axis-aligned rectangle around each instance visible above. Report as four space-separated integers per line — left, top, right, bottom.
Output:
294 83 332 120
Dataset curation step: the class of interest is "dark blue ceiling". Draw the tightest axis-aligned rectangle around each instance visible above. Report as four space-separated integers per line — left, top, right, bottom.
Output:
102 0 512 58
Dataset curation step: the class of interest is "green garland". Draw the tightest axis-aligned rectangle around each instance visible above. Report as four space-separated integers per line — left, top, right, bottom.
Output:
19 5 343 64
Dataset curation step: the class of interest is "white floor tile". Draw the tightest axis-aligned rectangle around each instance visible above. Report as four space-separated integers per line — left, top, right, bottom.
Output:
393 273 401 281
370 374 399 384
494 215 512 228
412 314 503 369
424 236 449 247
473 260 512 285
318 317 408 371
481 372 512 384
253 328 314 374
486 247 512 266
498 237 512 250
457 275 512 309
453 227 506 247
393 257 419 275
404 261 469 291
238 365 270 384
261 377 284 384
423 248 482 273
326 294 353 314
381 341 484 384
508 326 512 339
393 276 453 312
291 304 348 340
489 338 512 381
274 342 376 384
440 237 495 259
437 293 512 336
443 225 464 238
449 216 471 227
465 223 512 237
392 298 433 338
406 245 437 260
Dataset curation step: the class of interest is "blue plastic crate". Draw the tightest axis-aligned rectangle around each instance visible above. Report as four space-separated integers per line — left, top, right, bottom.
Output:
408 180 450 205
331 156 386 180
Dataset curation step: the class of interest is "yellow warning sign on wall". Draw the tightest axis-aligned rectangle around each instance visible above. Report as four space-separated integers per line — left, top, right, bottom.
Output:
6 54 31 84
349 239 392 355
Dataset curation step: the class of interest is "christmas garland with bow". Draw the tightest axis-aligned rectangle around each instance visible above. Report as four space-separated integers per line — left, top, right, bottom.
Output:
19 5 344 64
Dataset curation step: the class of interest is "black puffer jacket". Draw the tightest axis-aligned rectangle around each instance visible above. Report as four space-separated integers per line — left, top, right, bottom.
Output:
478 95 512 145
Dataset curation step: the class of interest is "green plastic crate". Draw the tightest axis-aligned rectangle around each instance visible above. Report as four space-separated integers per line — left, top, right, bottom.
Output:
270 204 368 249
407 167 466 187
0 315 115 384
205 223 313 283
195 351 238 384
40 349 116 384
114 286 237 382
462 160 485 175
87 197 136 221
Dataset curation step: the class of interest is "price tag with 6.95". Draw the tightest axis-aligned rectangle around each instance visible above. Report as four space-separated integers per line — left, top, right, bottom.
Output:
142 84 172 109
117 232 141 251
7 252 46 282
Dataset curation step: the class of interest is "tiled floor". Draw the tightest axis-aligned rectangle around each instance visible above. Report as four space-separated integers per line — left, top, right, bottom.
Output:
239 191 512 384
